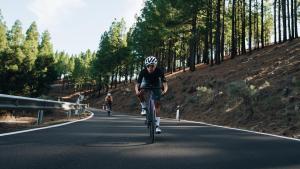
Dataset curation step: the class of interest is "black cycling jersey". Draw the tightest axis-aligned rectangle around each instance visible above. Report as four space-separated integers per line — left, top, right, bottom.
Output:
137 67 167 87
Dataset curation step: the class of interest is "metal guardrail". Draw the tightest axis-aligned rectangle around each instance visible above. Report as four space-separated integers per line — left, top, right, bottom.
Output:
0 94 87 125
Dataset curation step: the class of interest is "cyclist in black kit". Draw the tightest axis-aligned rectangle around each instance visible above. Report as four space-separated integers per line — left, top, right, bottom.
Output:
135 56 168 134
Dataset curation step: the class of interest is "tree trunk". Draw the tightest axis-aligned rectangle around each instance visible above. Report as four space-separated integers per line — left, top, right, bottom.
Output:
221 0 225 61
261 0 264 48
237 0 241 55
172 48 176 72
215 0 221 64
110 73 114 89
209 0 213 66
180 37 184 70
129 64 133 83
279 0 282 42
167 39 172 73
203 5 210 64
295 0 298 38
189 13 197 71
287 0 291 39
274 0 277 43
242 0 246 54
282 0 287 41
291 0 294 38
249 0 252 53
256 0 259 48
231 0 237 59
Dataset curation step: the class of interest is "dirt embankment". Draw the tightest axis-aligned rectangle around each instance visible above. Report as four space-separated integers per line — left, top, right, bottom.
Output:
89 38 300 138
0 110 91 133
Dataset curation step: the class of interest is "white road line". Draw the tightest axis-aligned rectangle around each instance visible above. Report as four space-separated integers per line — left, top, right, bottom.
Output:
105 112 300 142
0 112 94 137
162 125 212 128
73 109 300 142
92 125 212 128
180 119 300 142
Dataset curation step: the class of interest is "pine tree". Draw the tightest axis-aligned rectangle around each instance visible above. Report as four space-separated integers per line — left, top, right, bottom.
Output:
23 22 39 71
0 10 8 52
33 30 56 95
39 30 53 56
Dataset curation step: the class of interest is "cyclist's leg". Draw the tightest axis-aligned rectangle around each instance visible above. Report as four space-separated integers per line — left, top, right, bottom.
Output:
152 89 162 133
109 102 112 111
137 89 150 115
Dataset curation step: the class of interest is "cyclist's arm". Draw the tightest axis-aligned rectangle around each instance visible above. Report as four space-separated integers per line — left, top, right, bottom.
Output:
162 82 168 94
135 83 140 95
160 68 168 94
135 70 144 95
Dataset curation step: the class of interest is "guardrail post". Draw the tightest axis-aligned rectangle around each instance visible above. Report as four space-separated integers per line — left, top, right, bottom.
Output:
176 105 180 121
75 109 79 115
67 110 72 119
37 110 44 125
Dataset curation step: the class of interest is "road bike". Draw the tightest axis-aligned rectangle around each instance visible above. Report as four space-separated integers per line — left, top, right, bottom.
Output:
106 102 112 117
140 86 161 143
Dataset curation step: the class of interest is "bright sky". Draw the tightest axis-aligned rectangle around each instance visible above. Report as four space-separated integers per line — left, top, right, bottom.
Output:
0 0 144 54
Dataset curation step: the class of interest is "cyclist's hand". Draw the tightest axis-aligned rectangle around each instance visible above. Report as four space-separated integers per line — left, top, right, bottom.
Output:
136 89 144 96
136 91 140 96
161 90 167 96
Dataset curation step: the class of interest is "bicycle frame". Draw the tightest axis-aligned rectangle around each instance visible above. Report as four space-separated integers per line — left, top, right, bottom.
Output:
146 91 156 143
140 86 161 143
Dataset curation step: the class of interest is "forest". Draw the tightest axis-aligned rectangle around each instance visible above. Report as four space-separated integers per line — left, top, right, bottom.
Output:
0 0 299 97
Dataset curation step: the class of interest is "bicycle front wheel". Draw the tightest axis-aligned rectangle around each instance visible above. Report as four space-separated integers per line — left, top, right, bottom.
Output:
149 120 155 143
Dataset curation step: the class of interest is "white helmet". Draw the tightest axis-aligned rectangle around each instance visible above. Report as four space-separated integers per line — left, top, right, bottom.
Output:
144 56 157 66
107 93 111 96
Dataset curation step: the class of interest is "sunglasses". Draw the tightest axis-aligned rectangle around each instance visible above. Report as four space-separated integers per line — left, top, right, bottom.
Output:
146 64 155 68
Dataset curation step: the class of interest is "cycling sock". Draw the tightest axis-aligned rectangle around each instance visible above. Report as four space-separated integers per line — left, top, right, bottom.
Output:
156 117 160 126
140 102 147 109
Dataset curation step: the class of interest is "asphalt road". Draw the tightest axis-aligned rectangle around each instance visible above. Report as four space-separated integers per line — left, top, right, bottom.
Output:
1 108 300 169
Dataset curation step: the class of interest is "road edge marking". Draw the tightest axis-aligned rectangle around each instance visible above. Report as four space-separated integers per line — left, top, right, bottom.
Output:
0 111 94 137
109 113 300 142
180 119 300 142
83 108 300 142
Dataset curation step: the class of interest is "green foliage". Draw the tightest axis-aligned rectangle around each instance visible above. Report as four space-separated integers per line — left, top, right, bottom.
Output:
53 51 73 76
292 77 300 87
226 80 257 99
92 19 129 87
39 30 53 56
0 15 59 96
23 22 39 72
226 80 258 119
0 0 286 97
0 10 8 52
196 86 215 104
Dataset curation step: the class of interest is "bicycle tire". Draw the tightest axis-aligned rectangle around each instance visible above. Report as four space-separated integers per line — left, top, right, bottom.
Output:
148 97 155 143
149 120 155 143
